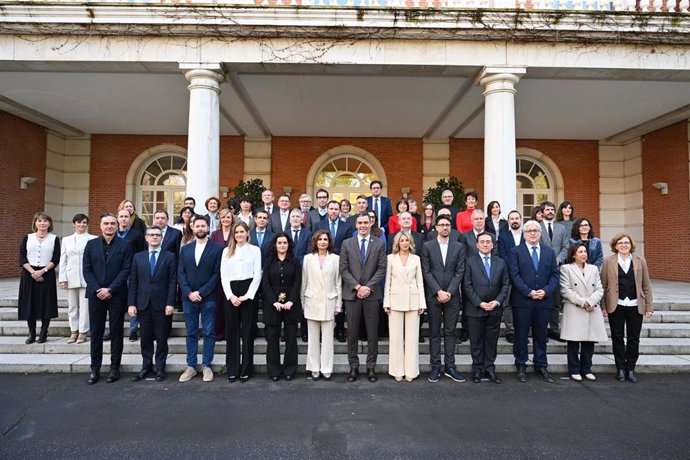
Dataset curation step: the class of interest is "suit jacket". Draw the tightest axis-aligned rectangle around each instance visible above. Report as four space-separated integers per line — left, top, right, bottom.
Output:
301 253 341 321
249 228 274 265
568 237 604 269
177 240 222 301
462 253 510 317
387 230 424 256
306 208 327 232
261 256 303 324
498 230 524 262
383 253 426 312
461 229 498 258
127 249 177 311
339 235 387 301
269 210 291 234
420 238 466 305
210 228 230 248
600 254 653 316
508 243 560 309
160 226 182 255
83 236 134 299
59 232 97 288
367 195 393 232
288 227 312 263
315 218 352 254
540 221 569 264
559 263 608 342
485 217 509 237
119 228 145 253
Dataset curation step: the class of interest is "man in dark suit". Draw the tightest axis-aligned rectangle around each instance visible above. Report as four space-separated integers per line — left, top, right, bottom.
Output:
315 200 352 254
539 201 569 342
306 188 329 231
177 215 223 383
116 208 146 342
288 208 312 342
249 210 273 266
462 232 510 384
340 212 387 383
387 212 424 255
424 208 463 242
421 214 466 383
366 180 393 233
154 209 182 258
497 210 525 344
127 225 177 382
441 189 460 229
269 194 292 234
346 194 369 229
83 212 134 385
258 189 278 217
509 219 560 383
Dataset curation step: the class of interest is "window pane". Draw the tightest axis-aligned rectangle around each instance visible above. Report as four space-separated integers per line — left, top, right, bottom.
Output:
332 158 347 172
146 161 163 178
516 176 532 189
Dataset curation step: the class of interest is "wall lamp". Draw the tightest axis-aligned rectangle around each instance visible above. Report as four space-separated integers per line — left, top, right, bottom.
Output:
652 182 668 195
20 176 37 190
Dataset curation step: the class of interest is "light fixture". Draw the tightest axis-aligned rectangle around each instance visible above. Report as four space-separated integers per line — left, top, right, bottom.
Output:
20 176 37 190
652 182 668 195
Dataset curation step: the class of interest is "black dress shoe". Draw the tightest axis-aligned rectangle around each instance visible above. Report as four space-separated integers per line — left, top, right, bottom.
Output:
536 367 554 383
516 365 528 382
615 369 626 382
103 332 111 341
129 330 138 342
155 372 166 382
280 335 286 342
505 332 514 344
239 375 250 383
367 368 377 383
132 369 152 382
418 335 425 343
626 370 638 383
227 376 237 383
106 368 120 383
36 330 48 344
472 370 482 383
459 329 469 343
87 371 100 385
25 334 36 345
347 367 359 382
285 374 294 382
487 370 501 384
301 335 308 343
335 331 346 343
270 376 280 382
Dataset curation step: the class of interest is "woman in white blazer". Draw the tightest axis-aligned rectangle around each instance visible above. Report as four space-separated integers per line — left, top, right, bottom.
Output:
559 242 607 382
301 230 341 381
58 214 97 343
383 231 426 382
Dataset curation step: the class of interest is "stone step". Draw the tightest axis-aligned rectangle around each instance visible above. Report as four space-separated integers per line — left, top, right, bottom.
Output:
2 336 689 355
1 352 688 374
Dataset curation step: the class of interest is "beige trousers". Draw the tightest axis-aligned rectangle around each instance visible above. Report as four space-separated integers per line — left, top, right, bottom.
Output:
388 310 420 379
306 319 334 374
67 287 89 333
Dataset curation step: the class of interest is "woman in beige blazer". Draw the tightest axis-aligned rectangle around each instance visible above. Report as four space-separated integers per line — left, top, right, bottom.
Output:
58 214 97 343
301 230 342 381
383 231 426 382
560 242 606 382
600 233 653 383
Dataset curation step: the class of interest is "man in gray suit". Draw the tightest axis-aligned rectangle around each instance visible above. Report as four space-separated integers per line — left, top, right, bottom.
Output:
540 201 569 341
421 214 466 383
340 212 387 383
462 232 510 384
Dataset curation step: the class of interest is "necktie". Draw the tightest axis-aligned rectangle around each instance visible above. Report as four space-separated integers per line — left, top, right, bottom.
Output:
302 211 307 225
548 222 553 241
330 221 336 238
360 238 367 265
258 232 264 246
374 199 380 227
484 256 491 278
149 250 157 275
294 230 299 245
531 246 539 270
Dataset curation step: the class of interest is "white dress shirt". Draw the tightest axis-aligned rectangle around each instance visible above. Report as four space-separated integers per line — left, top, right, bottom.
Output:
221 243 262 300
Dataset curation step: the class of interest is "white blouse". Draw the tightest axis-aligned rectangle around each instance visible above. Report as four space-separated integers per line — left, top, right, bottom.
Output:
25 233 57 267
221 243 262 300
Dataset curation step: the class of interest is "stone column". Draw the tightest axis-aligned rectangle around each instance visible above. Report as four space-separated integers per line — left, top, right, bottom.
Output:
476 67 526 216
181 63 224 213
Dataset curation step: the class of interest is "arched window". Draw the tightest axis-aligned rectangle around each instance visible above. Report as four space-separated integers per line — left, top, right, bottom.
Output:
516 156 555 219
138 154 187 225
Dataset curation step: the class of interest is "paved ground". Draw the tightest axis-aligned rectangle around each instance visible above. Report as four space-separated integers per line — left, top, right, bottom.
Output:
1 373 689 459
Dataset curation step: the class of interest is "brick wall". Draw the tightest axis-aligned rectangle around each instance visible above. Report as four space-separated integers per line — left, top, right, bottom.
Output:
642 121 690 281
0 111 47 278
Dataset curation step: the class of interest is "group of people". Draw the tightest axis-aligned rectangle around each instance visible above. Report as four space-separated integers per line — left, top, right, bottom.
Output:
18 183 653 385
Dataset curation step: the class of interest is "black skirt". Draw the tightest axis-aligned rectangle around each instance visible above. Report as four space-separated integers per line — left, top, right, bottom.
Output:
17 266 59 321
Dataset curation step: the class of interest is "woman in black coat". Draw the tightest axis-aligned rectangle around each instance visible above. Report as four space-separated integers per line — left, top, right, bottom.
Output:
261 233 303 381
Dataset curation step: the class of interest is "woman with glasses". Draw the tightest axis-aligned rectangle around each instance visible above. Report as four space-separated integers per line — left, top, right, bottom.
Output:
418 202 435 238
568 217 603 269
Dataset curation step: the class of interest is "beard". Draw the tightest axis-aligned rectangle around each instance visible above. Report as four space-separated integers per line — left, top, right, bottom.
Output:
194 230 208 239
510 222 521 230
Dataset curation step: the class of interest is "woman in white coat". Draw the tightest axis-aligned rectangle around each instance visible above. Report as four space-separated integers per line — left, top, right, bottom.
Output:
383 231 426 382
301 230 341 381
58 213 97 344
559 242 607 382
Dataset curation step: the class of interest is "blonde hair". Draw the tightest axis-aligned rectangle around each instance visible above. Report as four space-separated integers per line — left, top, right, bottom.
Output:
392 231 415 255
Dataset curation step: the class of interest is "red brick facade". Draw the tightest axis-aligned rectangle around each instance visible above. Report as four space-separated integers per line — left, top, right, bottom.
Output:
0 112 47 278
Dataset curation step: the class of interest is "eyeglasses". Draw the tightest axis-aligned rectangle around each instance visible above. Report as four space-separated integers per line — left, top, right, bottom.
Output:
616 241 631 246
579 223 591 227
316 196 328 199
436 223 451 227
525 229 541 234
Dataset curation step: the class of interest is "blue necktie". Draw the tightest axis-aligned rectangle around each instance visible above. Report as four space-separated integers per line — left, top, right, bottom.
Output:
149 250 157 275
484 256 491 278
330 221 336 238
258 232 263 246
531 246 539 270
360 238 367 265
374 199 380 227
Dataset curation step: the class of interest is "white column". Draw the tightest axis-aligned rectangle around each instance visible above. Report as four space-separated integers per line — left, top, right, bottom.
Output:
476 67 526 215
181 63 224 213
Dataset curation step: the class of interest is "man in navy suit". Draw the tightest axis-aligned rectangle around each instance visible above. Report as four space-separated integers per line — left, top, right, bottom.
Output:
116 208 145 342
509 219 560 383
366 180 393 233
288 208 312 341
463 232 510 384
387 212 424 255
306 188 329 232
269 194 292 234
315 200 352 254
154 209 182 258
128 225 177 382
177 215 222 383
497 210 525 343
258 189 278 217
249 209 273 266
83 212 134 385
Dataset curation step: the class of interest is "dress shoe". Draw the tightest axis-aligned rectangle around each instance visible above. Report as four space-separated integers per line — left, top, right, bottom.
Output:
322 373 332 381
472 369 482 383
239 375 250 383
103 332 111 341
536 367 554 383
347 367 359 383
395 376 403 382
584 373 596 381
285 374 294 382
87 370 100 385
626 370 638 383
418 336 425 343
37 329 48 344
615 369 626 382
280 335 285 342
459 329 469 343
155 372 166 382
335 331 346 343
444 367 466 383
570 374 583 382
132 369 152 382
301 334 308 343
67 331 78 344
76 333 87 344
227 375 237 383
270 376 280 382
516 365 528 382
129 330 138 342
487 370 501 384
367 368 377 382
405 376 414 382
505 332 514 344
106 368 120 383
25 334 36 345
310 371 320 380
427 368 441 383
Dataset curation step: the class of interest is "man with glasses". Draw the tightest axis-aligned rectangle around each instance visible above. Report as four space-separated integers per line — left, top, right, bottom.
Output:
307 189 329 232
539 201 569 342
298 193 314 226
497 210 526 344
83 212 134 385
441 189 460 229
127 226 177 382
366 180 393 233
508 220 560 383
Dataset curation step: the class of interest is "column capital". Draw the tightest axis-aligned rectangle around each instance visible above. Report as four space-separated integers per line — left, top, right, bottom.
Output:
475 66 526 89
